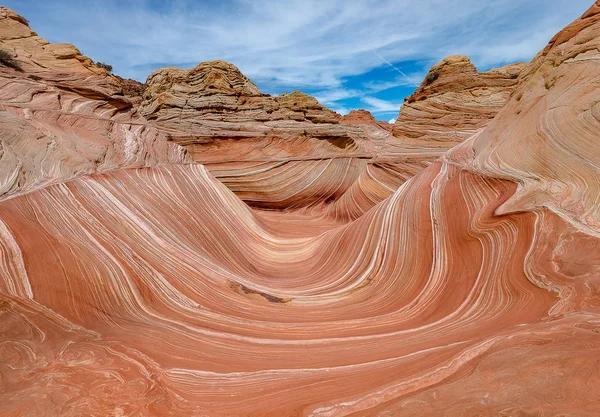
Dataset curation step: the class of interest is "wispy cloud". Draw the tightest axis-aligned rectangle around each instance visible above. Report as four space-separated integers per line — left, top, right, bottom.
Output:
362 73 426 93
361 97 404 113
331 106 351 116
314 88 363 105
6 0 592 119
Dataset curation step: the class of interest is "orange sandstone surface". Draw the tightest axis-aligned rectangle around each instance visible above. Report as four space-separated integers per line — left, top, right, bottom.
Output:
1 3 600 417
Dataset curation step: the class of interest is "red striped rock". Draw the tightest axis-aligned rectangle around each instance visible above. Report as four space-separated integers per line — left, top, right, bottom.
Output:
1 3 600 417
340 109 392 131
139 56 522 213
446 1 600 236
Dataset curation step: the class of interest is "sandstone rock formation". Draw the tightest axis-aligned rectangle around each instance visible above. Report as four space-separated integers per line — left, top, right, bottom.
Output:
140 60 394 211
1 2 600 417
346 56 526 221
388 55 525 156
445 5 600 237
137 56 520 215
340 108 393 131
0 7 188 200
140 60 369 160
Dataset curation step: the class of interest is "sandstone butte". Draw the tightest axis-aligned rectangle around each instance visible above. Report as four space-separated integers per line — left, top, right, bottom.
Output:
0 2 599 416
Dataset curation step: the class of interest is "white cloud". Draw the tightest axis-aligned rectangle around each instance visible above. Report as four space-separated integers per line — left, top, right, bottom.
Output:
361 97 403 113
6 0 592 90
362 73 425 92
388 118 397 124
314 89 362 106
332 107 351 116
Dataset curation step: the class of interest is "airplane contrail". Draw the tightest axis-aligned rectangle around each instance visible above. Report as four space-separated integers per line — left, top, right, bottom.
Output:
371 50 419 87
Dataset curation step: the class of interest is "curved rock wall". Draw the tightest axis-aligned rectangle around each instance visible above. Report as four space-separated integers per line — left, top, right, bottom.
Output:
446 2 600 236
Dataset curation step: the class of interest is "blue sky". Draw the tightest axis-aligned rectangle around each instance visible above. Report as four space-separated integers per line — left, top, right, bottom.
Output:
7 0 593 121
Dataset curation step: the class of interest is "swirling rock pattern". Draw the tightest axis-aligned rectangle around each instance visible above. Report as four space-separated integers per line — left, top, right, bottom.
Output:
1 3 600 417
0 7 189 201
446 2 600 236
140 57 521 213
1 161 598 416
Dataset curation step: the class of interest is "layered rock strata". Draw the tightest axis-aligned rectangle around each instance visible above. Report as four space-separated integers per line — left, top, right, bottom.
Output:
1 3 600 417
139 61 393 211
0 7 188 200
388 55 525 157
139 57 522 213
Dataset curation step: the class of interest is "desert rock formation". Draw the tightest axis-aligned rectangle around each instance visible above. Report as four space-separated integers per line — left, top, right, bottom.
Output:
140 61 393 212
139 56 521 215
0 7 187 200
389 55 525 155
376 57 524 197
1 3 600 417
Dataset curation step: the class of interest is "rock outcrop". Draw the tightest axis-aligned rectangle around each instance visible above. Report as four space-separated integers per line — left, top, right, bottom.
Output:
446 1 600 236
385 55 525 158
1 3 600 417
125 51 523 214
342 55 527 221
0 7 188 200
140 60 383 162
140 60 394 210
340 109 392 131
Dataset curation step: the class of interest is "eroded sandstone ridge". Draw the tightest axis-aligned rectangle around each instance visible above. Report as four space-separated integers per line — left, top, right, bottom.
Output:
140 60 396 212
0 7 188 199
1 2 600 417
393 55 524 147
137 56 522 215
378 56 525 181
